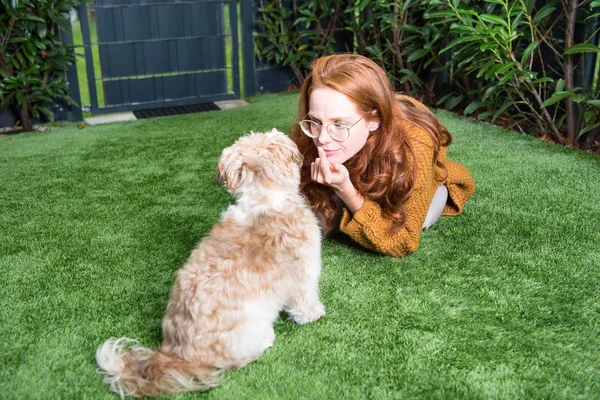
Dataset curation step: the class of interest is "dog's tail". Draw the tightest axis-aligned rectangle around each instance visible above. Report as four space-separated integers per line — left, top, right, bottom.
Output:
95 338 222 398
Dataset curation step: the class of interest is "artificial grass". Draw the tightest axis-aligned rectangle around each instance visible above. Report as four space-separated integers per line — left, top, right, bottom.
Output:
1 92 599 399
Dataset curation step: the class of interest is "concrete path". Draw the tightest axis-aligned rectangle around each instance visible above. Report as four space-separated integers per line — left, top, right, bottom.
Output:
84 100 249 126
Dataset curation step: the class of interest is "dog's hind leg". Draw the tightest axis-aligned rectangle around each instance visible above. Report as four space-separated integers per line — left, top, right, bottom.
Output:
217 318 276 369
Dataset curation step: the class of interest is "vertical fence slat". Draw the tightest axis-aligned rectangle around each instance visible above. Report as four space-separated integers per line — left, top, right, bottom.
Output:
230 0 240 97
63 23 83 122
79 3 99 112
241 0 256 97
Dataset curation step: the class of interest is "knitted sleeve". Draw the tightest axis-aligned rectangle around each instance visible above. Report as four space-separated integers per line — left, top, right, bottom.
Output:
439 146 477 216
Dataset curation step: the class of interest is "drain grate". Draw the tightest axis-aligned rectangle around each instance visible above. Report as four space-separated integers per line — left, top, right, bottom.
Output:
133 102 220 119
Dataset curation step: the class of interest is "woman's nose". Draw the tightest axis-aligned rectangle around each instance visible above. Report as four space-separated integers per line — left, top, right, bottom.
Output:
317 126 333 144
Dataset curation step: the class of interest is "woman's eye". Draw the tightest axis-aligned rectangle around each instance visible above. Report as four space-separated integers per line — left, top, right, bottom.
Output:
334 122 348 129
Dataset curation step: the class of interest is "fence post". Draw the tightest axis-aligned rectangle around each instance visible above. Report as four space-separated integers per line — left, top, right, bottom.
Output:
241 0 256 98
63 21 83 122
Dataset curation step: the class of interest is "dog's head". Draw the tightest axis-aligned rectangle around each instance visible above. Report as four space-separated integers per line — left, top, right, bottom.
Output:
216 129 303 195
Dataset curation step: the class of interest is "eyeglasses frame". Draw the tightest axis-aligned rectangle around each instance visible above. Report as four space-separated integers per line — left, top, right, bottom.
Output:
299 116 364 142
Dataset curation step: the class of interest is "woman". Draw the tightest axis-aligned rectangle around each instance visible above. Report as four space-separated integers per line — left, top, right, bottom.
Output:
290 54 476 257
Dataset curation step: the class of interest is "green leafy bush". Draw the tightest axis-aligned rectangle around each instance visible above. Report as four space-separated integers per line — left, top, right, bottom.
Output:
256 0 600 150
345 0 449 102
0 0 83 132
255 0 345 85
429 0 600 148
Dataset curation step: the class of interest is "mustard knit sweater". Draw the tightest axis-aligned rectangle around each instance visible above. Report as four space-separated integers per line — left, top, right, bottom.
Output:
338 108 476 257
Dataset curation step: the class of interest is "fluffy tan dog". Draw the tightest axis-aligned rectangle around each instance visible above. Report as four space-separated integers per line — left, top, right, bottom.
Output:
96 130 324 397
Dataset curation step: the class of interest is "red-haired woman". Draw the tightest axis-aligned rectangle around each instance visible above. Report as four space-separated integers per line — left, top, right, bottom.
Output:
290 54 476 257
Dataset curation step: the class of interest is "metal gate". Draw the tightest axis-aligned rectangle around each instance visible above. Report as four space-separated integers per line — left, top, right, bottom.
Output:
78 0 240 115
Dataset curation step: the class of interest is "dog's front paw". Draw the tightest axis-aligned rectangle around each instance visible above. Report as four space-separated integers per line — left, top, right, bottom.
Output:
290 301 325 325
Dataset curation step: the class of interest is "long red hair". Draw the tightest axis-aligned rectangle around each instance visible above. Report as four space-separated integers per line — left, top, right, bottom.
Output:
290 54 451 234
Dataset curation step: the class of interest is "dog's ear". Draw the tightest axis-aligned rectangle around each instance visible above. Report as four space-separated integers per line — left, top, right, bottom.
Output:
217 153 245 191
276 142 303 167
216 161 225 187
217 167 225 186
291 147 303 167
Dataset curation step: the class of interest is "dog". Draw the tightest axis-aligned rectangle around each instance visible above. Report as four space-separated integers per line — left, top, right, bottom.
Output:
95 130 325 397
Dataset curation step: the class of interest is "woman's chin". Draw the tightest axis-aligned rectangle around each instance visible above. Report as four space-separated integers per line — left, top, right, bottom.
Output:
324 151 345 165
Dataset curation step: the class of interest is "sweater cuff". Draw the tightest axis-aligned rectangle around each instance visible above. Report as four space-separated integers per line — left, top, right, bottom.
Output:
339 198 380 234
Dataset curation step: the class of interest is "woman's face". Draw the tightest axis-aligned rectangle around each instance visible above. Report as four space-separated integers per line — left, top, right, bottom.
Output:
308 87 379 165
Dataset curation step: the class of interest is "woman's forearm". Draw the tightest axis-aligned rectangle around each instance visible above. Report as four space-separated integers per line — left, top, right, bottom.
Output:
334 180 365 214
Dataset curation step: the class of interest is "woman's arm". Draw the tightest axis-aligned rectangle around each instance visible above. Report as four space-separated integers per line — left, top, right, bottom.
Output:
338 126 475 257
338 147 438 257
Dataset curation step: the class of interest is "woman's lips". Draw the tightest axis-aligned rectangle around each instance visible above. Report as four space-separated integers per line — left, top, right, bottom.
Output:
323 149 339 157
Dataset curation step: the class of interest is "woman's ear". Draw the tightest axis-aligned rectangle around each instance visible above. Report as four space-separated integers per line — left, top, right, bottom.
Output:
368 109 380 132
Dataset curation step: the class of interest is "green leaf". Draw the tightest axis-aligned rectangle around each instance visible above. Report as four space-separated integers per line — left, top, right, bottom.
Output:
436 92 454 106
16 90 27 107
521 42 537 65
570 93 590 103
365 45 382 58
480 14 508 27
464 100 484 115
496 61 516 75
556 78 565 92
23 49 34 63
37 106 54 118
530 77 554 85
445 94 465 110
407 48 429 63
577 121 600 139
0 92 15 108
564 43 600 55
482 85 498 101
441 35 483 53
37 22 47 38
585 12 600 22
23 12 46 23
398 69 415 84
492 101 513 123
476 60 495 78
457 54 477 69
541 89 581 108
424 11 456 19
477 110 495 120
497 69 516 85
402 24 421 34
24 64 39 75
15 51 26 67
484 0 506 5
533 4 556 24
25 41 36 55
586 99 600 108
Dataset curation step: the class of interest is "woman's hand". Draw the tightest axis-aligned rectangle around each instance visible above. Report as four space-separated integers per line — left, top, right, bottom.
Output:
311 148 365 213
311 147 350 191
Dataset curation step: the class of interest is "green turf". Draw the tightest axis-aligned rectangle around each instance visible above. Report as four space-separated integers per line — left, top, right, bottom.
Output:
1 92 599 399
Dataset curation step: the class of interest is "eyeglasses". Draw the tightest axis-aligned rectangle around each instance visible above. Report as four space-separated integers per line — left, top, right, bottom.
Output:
299 117 364 142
